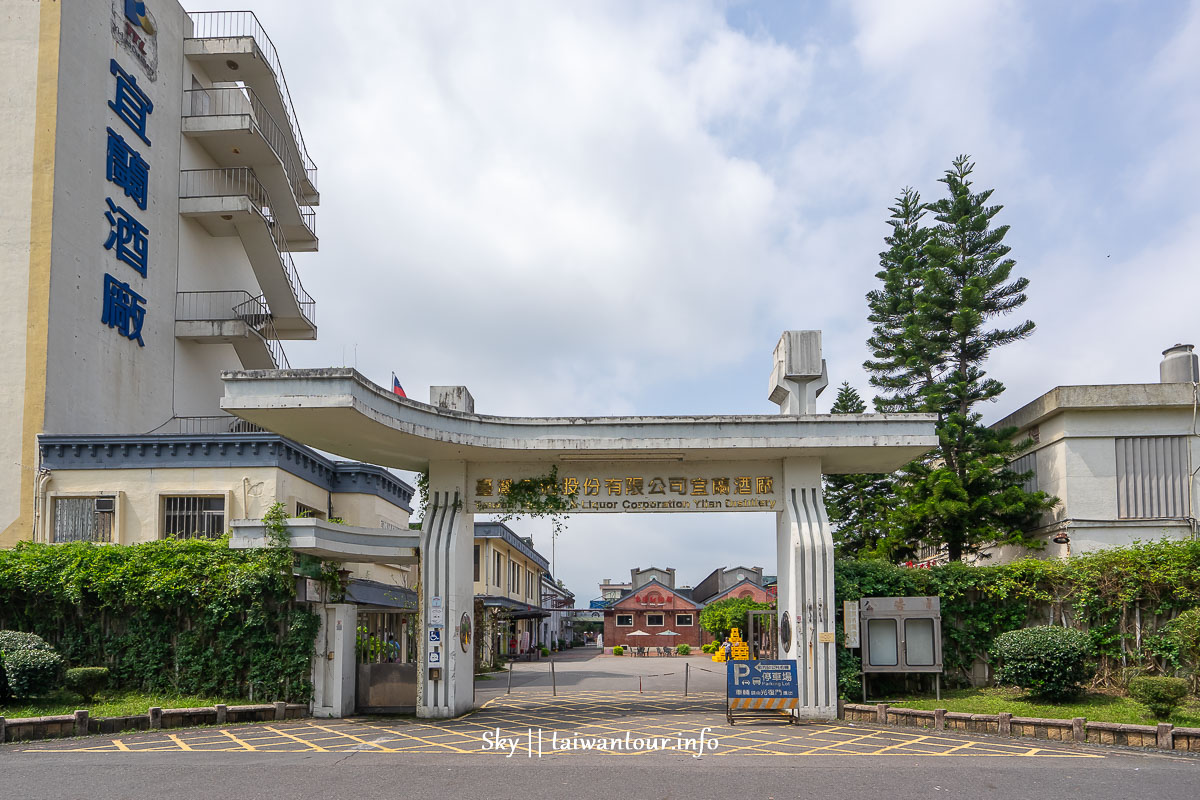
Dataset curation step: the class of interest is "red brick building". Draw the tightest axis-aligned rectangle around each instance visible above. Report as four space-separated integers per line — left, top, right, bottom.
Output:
602 579 710 650
704 578 771 605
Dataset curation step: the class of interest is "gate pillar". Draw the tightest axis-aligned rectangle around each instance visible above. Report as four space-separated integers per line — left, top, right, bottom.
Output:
417 460 476 718
775 457 837 719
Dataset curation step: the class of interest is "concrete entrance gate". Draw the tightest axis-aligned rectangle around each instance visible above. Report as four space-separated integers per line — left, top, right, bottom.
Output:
221 331 936 719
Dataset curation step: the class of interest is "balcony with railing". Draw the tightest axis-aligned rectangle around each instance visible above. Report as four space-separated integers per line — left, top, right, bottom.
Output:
185 11 318 206
175 290 291 370
150 415 267 435
179 168 316 339
182 85 317 251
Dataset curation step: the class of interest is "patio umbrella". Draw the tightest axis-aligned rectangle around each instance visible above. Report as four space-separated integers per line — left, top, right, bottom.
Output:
626 630 650 636
657 630 679 636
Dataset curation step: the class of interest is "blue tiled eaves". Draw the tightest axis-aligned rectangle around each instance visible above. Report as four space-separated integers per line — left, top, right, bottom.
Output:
473 521 550 571
38 433 413 512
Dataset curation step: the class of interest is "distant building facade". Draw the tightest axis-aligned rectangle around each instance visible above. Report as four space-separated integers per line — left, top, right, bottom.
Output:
473 522 550 661
692 565 764 603
981 343 1200 563
602 578 707 650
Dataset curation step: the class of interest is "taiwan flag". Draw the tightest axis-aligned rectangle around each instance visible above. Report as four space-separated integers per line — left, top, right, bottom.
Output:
392 373 407 399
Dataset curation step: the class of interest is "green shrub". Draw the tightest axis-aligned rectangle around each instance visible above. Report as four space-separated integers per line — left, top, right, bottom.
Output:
539 646 549 657
0 630 56 700
0 541 318 702
0 630 55 653
1128 676 1190 719
612 646 624 656
1146 609 1200 693
65 666 111 702
701 643 716 654
675 644 691 655
991 626 1094 700
3 647 63 698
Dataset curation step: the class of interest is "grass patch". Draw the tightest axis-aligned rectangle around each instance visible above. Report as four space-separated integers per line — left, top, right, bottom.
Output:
885 686 1200 727
0 689 248 719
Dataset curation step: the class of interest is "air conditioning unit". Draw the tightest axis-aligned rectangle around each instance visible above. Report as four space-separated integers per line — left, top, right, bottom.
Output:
94 497 116 513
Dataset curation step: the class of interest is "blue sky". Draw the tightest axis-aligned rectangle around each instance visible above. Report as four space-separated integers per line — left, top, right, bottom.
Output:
188 0 1200 600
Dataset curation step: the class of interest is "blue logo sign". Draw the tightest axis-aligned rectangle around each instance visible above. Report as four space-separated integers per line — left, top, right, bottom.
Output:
727 660 798 701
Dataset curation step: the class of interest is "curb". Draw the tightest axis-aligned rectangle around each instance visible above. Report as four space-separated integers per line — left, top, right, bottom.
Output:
1 702 308 744
839 701 1200 753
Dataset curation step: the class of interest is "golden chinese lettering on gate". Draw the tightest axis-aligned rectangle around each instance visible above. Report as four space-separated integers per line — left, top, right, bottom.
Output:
467 462 783 514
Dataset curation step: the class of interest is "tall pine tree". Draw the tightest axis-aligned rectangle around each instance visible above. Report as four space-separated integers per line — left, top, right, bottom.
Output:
865 156 1055 561
823 382 893 558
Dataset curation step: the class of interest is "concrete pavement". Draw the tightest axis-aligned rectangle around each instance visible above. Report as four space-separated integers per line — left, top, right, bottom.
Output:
3 649 1197 800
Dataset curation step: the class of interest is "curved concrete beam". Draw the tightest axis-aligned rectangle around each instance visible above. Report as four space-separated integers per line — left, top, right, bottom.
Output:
220 368 937 473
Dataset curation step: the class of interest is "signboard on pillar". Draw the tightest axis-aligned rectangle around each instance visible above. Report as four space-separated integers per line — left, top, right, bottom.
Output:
468 462 783 513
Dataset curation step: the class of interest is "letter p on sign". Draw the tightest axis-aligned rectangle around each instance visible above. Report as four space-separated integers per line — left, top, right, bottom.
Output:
733 664 751 683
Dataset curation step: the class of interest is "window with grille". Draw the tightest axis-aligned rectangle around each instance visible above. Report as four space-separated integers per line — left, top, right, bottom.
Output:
676 614 694 627
1116 436 1190 519
1010 451 1038 494
616 614 633 626
494 552 503 587
163 496 225 539
646 613 665 627
52 496 115 543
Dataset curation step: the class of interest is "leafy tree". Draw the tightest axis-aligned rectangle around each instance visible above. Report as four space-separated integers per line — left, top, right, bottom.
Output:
864 156 1055 561
699 596 771 641
823 382 893 557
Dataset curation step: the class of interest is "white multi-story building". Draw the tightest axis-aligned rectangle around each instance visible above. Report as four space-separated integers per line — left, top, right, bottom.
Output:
1 1 416 714
988 344 1200 561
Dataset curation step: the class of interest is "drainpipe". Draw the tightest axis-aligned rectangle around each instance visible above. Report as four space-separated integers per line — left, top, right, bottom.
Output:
33 469 52 543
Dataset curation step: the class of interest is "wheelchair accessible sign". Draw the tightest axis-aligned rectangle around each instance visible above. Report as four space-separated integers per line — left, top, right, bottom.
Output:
726 660 799 711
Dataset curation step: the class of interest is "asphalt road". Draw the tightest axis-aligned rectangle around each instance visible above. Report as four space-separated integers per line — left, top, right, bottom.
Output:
3 650 1197 800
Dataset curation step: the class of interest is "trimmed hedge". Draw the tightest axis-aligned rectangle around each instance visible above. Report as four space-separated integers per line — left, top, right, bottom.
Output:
3 647 62 698
992 626 1094 700
0 540 318 702
0 630 61 700
65 666 111 702
1128 676 1190 718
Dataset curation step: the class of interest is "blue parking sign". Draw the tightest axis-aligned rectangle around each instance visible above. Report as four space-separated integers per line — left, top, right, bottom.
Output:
727 660 798 706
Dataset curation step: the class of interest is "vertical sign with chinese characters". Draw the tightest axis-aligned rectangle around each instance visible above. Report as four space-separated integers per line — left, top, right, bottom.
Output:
843 600 860 649
101 58 153 347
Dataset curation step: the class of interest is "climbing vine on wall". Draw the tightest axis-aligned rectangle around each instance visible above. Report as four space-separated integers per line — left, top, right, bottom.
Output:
832 539 1200 696
0 538 319 702
496 466 578 537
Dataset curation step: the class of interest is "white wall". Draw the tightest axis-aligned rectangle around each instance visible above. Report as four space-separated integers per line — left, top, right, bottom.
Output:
0 0 43 536
42 0 190 435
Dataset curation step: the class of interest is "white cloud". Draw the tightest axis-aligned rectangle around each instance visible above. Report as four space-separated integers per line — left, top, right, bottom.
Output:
183 0 1200 596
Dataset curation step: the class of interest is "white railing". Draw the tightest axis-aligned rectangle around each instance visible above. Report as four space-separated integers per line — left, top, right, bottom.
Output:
182 87 315 219
175 290 291 369
152 416 268 435
186 10 317 193
179 167 269 207
178 168 316 327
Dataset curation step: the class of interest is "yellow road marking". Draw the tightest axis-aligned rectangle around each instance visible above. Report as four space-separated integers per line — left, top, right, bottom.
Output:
165 734 193 751
219 730 257 751
259 726 329 752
